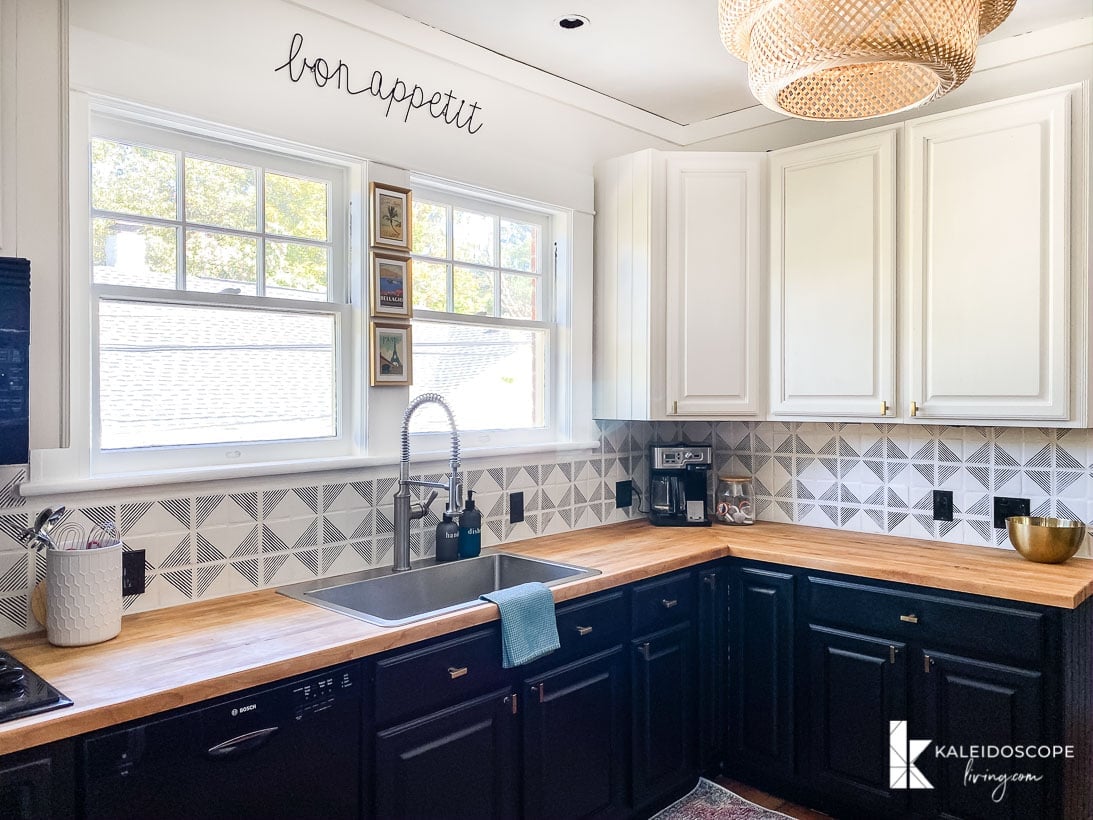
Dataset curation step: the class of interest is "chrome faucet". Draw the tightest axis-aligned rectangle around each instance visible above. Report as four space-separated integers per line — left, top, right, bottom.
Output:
393 393 463 572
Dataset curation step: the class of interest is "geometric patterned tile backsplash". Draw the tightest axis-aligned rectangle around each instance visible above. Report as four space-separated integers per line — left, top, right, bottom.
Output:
0 419 1090 637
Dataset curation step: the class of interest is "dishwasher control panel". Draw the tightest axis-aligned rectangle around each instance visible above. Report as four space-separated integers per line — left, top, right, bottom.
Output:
292 666 356 720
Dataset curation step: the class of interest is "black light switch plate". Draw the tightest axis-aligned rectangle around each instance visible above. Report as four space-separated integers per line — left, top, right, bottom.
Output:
932 490 954 522
993 496 1030 529
616 480 633 509
122 549 146 595
509 491 524 524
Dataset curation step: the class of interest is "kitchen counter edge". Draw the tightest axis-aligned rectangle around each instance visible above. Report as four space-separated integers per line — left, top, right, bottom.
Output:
1 519 1090 754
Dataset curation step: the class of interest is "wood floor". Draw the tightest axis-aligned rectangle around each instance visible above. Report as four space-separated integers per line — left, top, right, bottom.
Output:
714 776 835 820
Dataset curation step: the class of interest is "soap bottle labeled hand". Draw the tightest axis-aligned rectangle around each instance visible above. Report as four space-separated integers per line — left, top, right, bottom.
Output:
458 491 482 559
435 512 460 562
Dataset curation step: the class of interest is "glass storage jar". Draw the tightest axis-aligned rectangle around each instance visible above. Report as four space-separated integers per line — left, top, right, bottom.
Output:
715 476 755 525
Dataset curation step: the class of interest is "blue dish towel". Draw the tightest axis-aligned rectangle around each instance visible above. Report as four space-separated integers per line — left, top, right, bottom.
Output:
480 582 560 668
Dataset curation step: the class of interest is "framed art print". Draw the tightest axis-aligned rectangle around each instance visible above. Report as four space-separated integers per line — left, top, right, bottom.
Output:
370 182 413 251
370 252 413 318
370 321 412 386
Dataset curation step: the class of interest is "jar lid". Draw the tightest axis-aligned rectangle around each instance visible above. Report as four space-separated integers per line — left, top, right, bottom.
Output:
718 475 752 483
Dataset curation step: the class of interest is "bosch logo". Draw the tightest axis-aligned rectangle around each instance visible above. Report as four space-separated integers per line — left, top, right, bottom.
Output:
232 704 257 716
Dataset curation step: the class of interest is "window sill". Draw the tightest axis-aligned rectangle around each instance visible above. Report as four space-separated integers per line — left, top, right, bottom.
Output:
19 440 602 497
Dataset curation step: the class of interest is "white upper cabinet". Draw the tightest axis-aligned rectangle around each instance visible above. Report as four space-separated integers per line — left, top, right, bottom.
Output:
664 153 763 416
905 89 1078 422
769 129 897 419
594 150 763 420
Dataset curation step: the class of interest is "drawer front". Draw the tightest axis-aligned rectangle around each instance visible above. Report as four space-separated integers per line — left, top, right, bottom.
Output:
553 590 627 662
632 571 695 635
807 576 1044 667
373 627 508 726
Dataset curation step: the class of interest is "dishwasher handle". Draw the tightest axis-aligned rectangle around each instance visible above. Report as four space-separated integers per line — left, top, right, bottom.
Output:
206 726 281 759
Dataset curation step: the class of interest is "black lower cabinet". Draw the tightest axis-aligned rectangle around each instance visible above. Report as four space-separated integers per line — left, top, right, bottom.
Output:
728 565 795 781
0 741 73 820
522 646 627 820
697 566 727 773
631 623 696 810
806 624 909 816
919 651 1044 820
374 688 518 820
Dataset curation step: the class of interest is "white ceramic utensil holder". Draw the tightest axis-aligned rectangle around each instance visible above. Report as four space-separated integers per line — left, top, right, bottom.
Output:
45 543 123 646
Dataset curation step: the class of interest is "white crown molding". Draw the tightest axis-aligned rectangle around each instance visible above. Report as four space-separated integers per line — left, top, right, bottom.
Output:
285 2 1093 147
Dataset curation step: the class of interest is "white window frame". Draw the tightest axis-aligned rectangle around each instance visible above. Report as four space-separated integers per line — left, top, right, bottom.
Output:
66 98 364 479
408 180 568 451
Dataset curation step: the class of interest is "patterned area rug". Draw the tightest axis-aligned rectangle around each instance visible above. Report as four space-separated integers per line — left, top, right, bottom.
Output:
649 779 795 820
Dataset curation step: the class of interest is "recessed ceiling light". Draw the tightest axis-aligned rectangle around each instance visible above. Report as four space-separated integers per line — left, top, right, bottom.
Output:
555 15 589 30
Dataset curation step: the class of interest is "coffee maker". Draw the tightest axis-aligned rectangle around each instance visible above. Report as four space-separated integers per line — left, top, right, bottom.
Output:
648 444 713 527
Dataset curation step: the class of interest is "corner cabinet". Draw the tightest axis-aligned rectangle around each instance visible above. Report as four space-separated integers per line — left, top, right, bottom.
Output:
594 150 764 420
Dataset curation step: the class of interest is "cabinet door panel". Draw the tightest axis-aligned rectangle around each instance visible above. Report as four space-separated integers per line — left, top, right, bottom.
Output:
665 153 762 416
729 567 795 776
807 625 909 815
906 91 1071 420
920 651 1044 820
770 130 897 418
632 623 696 808
374 688 517 820
523 647 627 820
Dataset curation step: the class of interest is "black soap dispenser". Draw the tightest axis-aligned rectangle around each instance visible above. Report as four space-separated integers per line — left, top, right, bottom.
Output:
458 491 482 559
435 512 460 562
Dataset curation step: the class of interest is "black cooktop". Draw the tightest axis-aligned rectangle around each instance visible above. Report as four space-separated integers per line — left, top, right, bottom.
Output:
0 650 72 724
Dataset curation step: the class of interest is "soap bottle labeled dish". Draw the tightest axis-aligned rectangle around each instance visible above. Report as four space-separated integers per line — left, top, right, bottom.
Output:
458 491 482 558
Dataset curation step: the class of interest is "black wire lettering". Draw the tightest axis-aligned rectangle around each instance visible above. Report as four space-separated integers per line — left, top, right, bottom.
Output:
276 33 484 134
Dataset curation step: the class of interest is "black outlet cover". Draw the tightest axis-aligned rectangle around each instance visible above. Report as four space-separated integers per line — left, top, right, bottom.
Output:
616 480 633 509
509 491 524 524
933 490 954 522
993 496 1030 529
122 549 146 595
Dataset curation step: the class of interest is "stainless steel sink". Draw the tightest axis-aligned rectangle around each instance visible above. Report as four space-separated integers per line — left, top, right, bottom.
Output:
278 552 600 627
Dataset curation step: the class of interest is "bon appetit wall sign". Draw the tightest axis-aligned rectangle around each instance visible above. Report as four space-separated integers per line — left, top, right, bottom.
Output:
275 32 484 135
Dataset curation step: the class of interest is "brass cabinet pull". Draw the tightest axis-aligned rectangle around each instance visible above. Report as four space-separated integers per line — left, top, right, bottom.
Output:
504 693 518 715
889 645 899 664
703 575 717 589
924 654 934 674
640 642 651 660
532 682 545 703
661 598 678 609
575 625 593 636
672 401 679 414
880 400 888 416
910 401 919 417
447 666 468 680
900 614 919 624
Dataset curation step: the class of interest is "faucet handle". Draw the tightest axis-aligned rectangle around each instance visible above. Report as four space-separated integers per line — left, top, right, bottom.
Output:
411 489 439 521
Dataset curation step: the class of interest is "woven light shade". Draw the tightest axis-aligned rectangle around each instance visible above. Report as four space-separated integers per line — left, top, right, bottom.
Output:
719 0 1017 121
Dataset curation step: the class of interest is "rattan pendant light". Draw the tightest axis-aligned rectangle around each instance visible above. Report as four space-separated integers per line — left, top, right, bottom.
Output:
719 0 1017 121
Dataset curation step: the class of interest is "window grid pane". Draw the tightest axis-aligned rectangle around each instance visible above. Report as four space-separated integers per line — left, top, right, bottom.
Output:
91 138 335 304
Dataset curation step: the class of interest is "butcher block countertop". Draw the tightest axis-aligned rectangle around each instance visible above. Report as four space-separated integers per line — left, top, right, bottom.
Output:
2 520 1091 754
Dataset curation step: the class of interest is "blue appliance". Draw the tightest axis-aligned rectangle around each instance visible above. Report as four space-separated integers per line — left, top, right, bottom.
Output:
0 257 30 465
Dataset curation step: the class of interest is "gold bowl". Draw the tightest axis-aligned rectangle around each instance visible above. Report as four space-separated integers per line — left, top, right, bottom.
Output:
1006 516 1087 564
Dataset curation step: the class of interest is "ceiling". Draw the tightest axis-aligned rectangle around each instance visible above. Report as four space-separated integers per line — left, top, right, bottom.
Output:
368 0 1092 125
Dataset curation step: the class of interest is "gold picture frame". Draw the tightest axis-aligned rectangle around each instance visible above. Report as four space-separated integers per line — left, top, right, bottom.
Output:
370 182 413 251
370 252 413 318
370 321 413 387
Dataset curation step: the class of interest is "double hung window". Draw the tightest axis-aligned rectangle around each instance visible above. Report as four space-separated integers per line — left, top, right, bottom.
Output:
88 116 350 473
408 186 556 446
